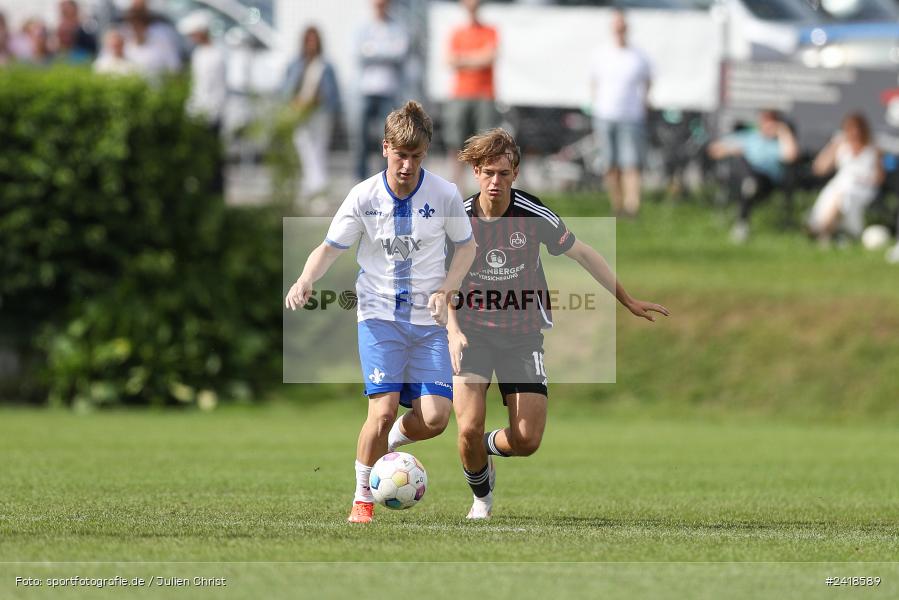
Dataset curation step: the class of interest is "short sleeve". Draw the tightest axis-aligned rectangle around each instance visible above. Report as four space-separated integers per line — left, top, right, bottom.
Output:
537 208 576 256
444 187 473 244
324 192 363 250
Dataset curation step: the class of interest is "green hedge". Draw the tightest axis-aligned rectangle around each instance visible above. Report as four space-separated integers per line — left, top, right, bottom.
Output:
0 68 281 407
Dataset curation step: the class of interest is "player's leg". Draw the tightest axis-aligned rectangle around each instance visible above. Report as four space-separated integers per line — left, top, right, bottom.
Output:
350 391 400 523
454 374 493 518
388 324 453 451
487 334 549 457
490 391 548 457
351 319 406 523
392 394 451 448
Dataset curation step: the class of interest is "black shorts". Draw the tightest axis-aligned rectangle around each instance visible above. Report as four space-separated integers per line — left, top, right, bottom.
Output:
458 328 548 401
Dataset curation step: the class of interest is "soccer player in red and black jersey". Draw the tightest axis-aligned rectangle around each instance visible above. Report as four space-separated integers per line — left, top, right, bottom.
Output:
400 128 668 518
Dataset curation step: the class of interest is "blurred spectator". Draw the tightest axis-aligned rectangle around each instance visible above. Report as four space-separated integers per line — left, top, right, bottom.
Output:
445 0 498 185
283 25 341 199
590 10 652 217
124 6 180 80
354 0 409 180
94 29 137 76
707 110 799 243
58 0 97 57
178 10 226 127
0 12 13 66
808 113 883 243
19 19 54 66
55 23 92 65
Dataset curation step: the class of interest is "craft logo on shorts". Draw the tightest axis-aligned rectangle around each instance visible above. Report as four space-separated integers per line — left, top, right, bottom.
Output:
486 249 507 268
510 231 526 248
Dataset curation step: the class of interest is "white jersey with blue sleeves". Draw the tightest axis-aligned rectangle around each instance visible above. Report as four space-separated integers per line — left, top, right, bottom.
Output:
325 169 473 326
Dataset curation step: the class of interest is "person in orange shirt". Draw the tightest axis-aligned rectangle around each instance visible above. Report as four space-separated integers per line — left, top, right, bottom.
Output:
445 0 499 186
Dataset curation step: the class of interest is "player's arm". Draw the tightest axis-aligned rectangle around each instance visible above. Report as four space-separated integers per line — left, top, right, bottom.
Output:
446 297 467 375
429 238 476 327
284 242 345 310
563 239 669 323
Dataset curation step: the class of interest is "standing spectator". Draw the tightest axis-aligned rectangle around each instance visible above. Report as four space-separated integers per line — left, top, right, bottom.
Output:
94 29 137 76
283 26 341 200
707 110 799 243
0 12 13 67
354 0 409 180
808 113 883 244
55 24 91 65
178 11 227 127
179 10 227 194
444 0 498 186
124 6 180 80
590 10 652 217
58 0 97 58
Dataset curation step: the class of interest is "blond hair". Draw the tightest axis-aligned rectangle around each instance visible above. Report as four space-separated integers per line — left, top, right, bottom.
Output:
457 128 521 169
384 101 433 149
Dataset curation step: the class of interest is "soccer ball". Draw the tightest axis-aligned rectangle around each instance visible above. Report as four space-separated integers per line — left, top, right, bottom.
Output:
369 452 427 510
862 225 891 250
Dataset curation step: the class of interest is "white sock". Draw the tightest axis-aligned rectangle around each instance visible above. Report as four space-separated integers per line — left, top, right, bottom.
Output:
472 491 493 506
387 413 414 452
354 460 374 503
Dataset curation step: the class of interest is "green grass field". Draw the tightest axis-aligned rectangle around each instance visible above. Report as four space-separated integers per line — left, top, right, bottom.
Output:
3 403 899 598
4 194 899 598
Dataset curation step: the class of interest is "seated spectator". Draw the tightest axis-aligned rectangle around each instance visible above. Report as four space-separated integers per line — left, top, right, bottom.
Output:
0 12 13 66
94 29 137 76
808 112 883 244
20 19 54 66
707 109 799 243
58 0 97 57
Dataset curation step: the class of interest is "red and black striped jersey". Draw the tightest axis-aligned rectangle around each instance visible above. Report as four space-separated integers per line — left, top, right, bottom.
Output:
454 189 576 334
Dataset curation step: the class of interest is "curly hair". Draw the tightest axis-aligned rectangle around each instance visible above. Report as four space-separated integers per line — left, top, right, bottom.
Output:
457 128 521 169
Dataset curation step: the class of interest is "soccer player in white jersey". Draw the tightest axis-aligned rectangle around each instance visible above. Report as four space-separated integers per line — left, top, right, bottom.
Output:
285 101 476 523
389 128 669 519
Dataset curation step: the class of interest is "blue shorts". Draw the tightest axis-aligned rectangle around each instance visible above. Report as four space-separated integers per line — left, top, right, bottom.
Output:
594 118 647 171
358 319 453 408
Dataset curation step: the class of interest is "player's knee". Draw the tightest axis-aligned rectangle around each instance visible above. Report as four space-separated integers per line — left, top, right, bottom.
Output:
422 410 449 435
457 421 485 448
510 432 542 456
368 412 395 436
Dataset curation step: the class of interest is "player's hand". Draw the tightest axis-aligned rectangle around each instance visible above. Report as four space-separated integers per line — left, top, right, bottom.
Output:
285 278 313 310
448 329 468 375
627 299 670 323
428 291 448 327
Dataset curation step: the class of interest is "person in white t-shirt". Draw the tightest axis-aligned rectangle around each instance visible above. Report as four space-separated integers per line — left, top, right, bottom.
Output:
123 6 180 81
285 101 476 524
178 10 226 127
590 10 652 217
808 112 883 243
94 29 137 76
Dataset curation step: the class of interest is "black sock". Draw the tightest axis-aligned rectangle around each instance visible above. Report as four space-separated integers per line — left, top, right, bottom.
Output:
463 464 491 498
484 430 510 457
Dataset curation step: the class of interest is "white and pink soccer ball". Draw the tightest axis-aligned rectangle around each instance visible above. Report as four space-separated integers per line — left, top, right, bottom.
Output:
369 452 427 510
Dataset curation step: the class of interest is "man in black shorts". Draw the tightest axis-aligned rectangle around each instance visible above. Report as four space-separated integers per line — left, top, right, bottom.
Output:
435 128 668 518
